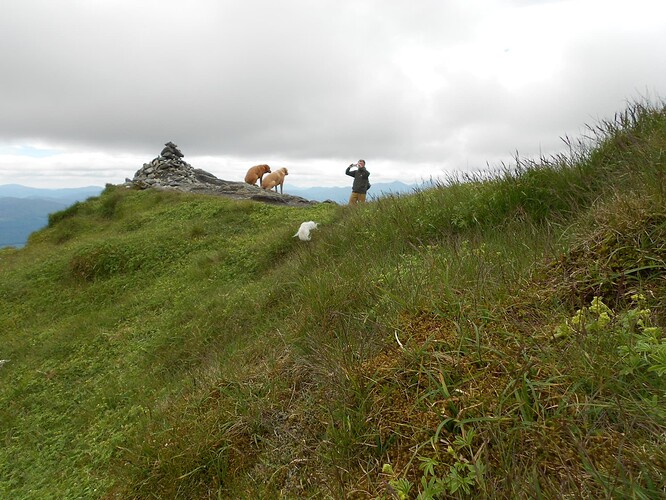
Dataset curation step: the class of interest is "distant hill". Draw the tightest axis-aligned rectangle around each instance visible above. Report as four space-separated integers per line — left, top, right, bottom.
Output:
0 185 103 247
0 197 69 247
0 184 103 204
287 181 422 203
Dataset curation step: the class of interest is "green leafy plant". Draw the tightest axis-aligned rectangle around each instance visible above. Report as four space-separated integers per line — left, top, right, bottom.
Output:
556 294 666 377
555 296 614 338
382 464 412 500
381 427 485 499
617 294 666 376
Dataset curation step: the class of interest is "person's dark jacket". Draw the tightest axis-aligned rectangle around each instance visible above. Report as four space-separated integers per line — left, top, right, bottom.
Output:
345 165 371 194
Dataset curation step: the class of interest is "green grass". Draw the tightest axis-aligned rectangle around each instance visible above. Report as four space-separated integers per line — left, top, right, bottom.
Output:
1 99 666 499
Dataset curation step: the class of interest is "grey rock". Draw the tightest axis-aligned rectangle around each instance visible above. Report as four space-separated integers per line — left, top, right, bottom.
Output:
131 143 316 207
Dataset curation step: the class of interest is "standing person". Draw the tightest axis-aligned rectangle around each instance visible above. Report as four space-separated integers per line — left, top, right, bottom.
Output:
345 159 371 205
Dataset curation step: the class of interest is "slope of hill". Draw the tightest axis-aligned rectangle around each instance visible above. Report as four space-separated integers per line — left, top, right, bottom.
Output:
0 179 416 248
1 101 665 499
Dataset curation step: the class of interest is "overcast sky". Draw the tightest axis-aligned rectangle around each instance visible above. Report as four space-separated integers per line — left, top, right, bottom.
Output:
1 0 665 189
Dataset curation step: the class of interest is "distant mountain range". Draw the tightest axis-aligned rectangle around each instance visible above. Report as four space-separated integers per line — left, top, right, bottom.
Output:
0 184 104 204
0 185 103 248
287 180 423 203
0 181 425 248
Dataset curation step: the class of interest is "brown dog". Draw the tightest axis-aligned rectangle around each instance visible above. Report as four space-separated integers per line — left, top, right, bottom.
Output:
261 167 289 194
244 164 271 186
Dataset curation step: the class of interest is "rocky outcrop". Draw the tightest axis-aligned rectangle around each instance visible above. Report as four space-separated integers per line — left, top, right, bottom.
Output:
129 142 320 206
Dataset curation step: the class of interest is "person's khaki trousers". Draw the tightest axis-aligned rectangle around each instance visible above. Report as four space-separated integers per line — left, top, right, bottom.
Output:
348 192 366 205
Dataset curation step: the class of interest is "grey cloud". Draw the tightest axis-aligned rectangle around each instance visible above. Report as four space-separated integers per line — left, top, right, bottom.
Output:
1 0 666 189
0 1 476 158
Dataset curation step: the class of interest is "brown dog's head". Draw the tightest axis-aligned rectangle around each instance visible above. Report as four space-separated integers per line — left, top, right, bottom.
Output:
261 165 271 174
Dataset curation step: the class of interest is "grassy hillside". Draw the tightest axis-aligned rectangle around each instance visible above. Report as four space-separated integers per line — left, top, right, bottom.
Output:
1 101 665 499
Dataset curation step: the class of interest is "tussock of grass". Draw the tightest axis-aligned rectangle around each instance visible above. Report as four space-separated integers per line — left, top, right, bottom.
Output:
2 99 666 498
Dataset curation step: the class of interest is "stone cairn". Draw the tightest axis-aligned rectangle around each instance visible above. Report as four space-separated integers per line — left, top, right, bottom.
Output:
132 141 199 188
128 141 319 206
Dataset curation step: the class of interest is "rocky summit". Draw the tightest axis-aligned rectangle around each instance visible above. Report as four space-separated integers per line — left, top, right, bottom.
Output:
129 142 318 206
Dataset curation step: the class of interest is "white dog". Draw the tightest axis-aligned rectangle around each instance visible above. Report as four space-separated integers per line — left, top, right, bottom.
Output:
294 221 318 241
